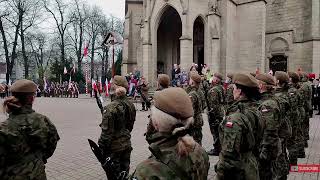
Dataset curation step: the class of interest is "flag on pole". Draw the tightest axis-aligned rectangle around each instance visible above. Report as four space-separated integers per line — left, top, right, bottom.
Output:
64 67 67 74
84 43 89 57
43 76 47 90
99 77 102 93
105 78 109 97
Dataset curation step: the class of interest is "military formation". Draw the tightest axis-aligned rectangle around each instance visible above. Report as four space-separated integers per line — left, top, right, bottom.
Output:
0 68 313 180
43 81 79 98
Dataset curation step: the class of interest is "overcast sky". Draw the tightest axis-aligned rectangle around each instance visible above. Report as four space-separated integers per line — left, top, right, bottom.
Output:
86 0 125 19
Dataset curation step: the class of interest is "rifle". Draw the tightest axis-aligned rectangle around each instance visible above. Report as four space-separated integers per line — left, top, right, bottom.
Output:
90 90 128 180
88 139 127 180
94 89 103 114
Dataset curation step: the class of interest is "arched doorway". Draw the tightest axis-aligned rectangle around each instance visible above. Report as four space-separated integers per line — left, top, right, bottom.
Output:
193 17 204 74
157 6 182 76
269 55 288 73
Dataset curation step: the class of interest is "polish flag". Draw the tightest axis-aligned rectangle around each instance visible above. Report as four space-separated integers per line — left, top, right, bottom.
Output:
99 77 102 93
83 43 89 58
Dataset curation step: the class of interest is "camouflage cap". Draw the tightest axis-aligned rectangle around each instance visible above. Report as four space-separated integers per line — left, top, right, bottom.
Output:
158 74 170 88
214 73 223 80
190 71 201 84
255 73 276 86
153 87 194 120
10 79 37 93
275 71 289 83
233 73 259 88
288 72 300 83
113 75 128 89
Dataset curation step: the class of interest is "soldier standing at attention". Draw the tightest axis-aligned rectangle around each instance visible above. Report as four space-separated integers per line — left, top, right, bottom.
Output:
198 75 208 111
255 73 281 180
207 72 225 156
288 72 306 159
156 74 170 91
0 79 60 180
98 75 136 176
215 73 260 180
287 72 304 165
138 77 149 111
186 71 204 145
298 72 313 147
273 71 292 180
131 88 210 180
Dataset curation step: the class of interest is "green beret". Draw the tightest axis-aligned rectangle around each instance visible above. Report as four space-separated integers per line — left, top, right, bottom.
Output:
256 73 276 86
153 87 193 120
158 74 170 88
113 75 128 89
10 79 37 93
233 73 259 88
190 71 201 84
275 71 289 83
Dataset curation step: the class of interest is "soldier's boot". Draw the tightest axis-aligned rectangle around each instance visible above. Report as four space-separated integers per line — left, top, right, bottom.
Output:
207 143 221 156
289 156 298 166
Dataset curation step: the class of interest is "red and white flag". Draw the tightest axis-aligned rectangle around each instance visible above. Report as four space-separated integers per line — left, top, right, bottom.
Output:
83 43 89 57
99 77 102 93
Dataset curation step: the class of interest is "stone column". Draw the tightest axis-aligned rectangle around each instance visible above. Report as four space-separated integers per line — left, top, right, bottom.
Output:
207 12 221 73
180 36 193 72
142 43 154 84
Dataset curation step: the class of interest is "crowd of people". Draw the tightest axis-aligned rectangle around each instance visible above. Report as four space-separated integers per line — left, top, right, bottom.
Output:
0 65 317 180
42 81 79 98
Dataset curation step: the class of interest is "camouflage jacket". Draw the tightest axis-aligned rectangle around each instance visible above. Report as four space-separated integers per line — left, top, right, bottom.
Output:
300 81 313 112
258 92 281 161
207 84 225 118
186 86 203 128
288 85 300 126
225 83 234 106
0 106 60 180
130 132 209 180
199 80 210 111
98 95 136 153
215 99 258 180
274 88 292 139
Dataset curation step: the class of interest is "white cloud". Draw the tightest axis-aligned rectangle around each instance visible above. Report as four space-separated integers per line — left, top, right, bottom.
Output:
86 0 125 19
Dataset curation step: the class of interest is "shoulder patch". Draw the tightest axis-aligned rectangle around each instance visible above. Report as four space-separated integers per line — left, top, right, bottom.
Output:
226 121 233 128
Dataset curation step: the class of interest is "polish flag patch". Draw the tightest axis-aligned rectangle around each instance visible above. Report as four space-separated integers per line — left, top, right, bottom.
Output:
226 121 233 128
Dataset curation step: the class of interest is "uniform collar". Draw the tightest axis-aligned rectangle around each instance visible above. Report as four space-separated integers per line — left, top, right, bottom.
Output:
10 105 34 115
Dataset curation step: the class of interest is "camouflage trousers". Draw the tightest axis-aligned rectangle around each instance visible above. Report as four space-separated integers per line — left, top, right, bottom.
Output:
190 127 203 145
272 139 289 180
108 147 132 175
302 113 310 141
259 160 272 180
208 113 223 151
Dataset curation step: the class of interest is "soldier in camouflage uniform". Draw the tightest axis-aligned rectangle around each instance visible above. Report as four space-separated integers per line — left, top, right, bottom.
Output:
186 71 204 145
273 71 292 180
98 76 136 176
199 75 209 111
131 88 210 180
0 79 60 180
256 74 281 180
225 73 235 108
288 72 306 159
207 73 225 156
298 72 312 147
215 73 261 180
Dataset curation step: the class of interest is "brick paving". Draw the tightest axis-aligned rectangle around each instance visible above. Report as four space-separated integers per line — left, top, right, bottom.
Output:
1 96 320 180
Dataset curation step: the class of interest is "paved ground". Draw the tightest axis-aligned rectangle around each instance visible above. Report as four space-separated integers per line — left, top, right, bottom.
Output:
1 96 320 180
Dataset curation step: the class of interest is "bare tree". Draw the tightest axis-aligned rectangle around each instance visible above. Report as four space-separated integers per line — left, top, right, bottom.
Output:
18 0 42 78
68 0 88 71
0 0 23 84
43 0 73 67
